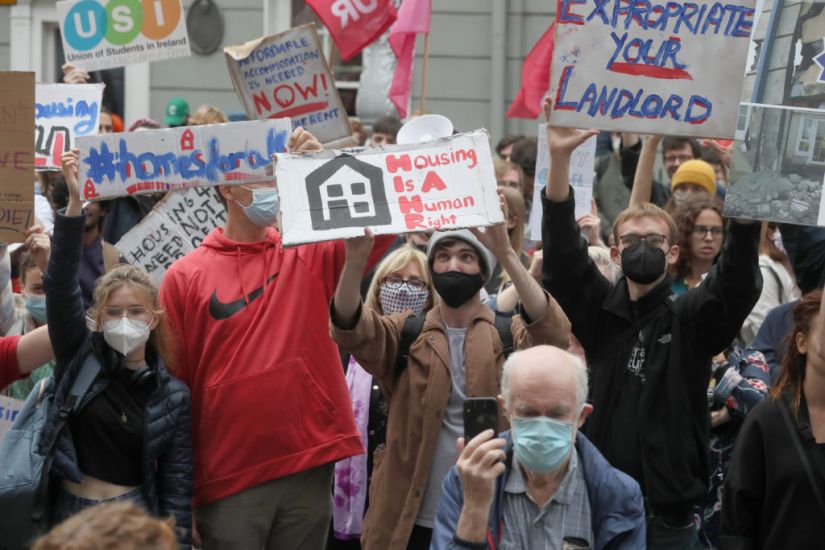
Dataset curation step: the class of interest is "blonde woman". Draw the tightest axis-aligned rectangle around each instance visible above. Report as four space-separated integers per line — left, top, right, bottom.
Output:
39 150 192 546
331 245 435 547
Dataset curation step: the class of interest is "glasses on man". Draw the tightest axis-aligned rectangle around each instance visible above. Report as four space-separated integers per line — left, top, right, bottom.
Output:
383 276 427 291
693 225 724 238
618 234 667 248
664 154 693 164
104 306 150 319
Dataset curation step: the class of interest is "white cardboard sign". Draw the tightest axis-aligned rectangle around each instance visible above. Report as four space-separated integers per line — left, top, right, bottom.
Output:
57 0 190 72
77 119 292 200
35 83 104 171
276 130 504 246
549 0 755 138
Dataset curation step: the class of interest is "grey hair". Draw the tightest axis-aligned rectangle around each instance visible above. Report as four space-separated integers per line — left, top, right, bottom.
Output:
501 348 589 412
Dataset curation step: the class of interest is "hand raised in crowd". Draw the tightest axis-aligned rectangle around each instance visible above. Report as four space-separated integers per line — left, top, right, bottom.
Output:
61 148 83 216
62 63 90 84
344 227 376 270
333 227 376 330
702 138 733 169
528 249 543 281
470 189 513 259
543 97 599 159
24 224 50 274
577 199 605 247
454 430 507 542
288 127 323 153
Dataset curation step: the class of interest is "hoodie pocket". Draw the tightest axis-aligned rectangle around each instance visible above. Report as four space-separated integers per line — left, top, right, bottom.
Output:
198 357 339 481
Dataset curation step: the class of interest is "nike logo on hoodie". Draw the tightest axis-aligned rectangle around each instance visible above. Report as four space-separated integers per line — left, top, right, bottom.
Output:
209 273 279 320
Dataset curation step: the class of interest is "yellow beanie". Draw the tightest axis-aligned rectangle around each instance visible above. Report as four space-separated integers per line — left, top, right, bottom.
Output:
671 159 717 196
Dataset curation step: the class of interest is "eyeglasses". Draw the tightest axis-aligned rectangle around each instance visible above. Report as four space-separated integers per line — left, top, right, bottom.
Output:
618 234 667 247
693 225 724 238
103 306 150 319
383 276 427 291
664 154 693 164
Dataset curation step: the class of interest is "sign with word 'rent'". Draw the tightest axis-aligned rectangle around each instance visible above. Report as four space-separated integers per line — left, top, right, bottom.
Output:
0 72 35 243
35 83 104 171
276 130 504 245
116 186 226 283
0 394 23 444
77 119 292 200
57 0 190 72
225 24 352 145
549 0 756 138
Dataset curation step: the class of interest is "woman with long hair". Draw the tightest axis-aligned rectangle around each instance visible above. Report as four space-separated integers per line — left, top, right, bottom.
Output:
330 245 436 549
721 291 825 549
670 197 726 294
38 150 192 546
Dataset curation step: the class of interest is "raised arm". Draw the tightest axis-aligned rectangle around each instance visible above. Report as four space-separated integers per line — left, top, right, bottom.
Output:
628 135 662 207
0 245 17 335
332 229 375 330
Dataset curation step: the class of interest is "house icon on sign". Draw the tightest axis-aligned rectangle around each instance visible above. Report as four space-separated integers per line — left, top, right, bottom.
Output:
306 155 391 230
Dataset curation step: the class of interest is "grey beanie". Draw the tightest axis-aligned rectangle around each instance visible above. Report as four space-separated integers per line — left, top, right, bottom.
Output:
426 228 497 286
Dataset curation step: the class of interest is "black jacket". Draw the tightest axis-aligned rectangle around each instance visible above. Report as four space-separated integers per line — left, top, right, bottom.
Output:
42 211 192 546
621 140 671 207
541 189 761 517
720 394 825 550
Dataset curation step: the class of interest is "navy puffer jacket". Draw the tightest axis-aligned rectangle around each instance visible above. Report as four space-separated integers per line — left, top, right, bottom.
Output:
42 211 192 546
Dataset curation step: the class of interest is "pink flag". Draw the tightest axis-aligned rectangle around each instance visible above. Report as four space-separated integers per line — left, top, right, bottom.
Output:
388 0 432 119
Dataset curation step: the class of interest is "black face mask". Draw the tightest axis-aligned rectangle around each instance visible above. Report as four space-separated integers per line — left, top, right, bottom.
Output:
432 271 485 308
620 242 667 285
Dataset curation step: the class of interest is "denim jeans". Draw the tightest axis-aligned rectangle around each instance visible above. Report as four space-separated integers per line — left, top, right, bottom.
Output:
647 514 701 550
51 485 145 526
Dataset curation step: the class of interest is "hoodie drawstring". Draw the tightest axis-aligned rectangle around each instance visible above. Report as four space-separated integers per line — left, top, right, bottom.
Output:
236 246 250 305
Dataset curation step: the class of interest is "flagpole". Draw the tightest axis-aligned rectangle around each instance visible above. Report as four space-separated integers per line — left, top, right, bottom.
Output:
327 38 337 70
418 32 431 115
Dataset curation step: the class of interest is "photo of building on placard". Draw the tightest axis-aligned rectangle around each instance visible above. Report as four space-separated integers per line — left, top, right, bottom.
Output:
724 103 825 226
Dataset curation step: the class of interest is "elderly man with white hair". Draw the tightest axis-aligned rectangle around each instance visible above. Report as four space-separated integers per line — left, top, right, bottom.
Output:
431 346 645 549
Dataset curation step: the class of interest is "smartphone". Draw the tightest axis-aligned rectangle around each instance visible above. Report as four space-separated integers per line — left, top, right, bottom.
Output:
463 397 499 442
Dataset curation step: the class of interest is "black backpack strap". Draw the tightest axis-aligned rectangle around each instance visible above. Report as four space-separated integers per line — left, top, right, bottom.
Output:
778 396 825 519
395 315 426 377
493 315 514 358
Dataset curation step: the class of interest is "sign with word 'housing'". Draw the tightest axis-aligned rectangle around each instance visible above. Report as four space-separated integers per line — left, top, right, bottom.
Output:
57 0 190 72
549 0 755 138
225 24 352 145
276 130 504 246
35 83 104 171
77 119 292 200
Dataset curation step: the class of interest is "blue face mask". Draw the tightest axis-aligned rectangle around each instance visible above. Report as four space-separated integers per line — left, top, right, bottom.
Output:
238 187 279 227
512 415 575 473
26 294 47 324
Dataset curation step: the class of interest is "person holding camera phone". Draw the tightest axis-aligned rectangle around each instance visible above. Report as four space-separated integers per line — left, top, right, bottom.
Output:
331 190 571 550
432 346 645 550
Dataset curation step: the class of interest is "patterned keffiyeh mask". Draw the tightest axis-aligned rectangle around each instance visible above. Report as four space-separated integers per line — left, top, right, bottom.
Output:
378 283 429 316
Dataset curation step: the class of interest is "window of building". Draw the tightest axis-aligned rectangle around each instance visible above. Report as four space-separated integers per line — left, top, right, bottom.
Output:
796 116 825 164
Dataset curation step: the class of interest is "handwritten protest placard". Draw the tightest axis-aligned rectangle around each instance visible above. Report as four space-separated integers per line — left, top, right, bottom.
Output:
116 187 226 283
57 0 190 72
276 130 504 245
35 83 104 171
549 0 755 138
77 119 292 200
225 24 352 145
0 394 23 444
529 124 596 240
0 72 35 243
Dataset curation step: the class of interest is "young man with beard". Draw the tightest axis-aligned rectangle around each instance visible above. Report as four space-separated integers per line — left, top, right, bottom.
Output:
330 193 571 550
540 98 762 549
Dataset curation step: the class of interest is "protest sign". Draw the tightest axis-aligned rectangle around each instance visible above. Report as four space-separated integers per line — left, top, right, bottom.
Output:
115 187 226 284
0 395 23 444
276 130 503 246
35 83 104 171
549 0 755 138
724 103 825 226
0 72 35 243
529 124 596 240
77 119 292 200
225 24 352 145
57 0 190 72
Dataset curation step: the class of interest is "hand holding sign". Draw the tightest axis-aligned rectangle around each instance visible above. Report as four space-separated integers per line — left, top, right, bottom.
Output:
470 190 511 259
344 227 376 271
543 98 599 158
702 139 733 169
61 63 89 84
289 127 323 153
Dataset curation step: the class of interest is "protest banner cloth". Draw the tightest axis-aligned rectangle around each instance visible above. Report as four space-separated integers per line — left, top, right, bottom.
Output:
276 130 504 246
307 0 397 61
549 0 755 138
0 394 23 444
115 187 226 284
529 124 596 240
57 0 190 72
77 119 292 201
35 83 104 171
0 72 35 243
225 24 352 145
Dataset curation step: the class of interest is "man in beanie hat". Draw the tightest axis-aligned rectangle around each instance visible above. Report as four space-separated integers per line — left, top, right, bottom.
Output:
165 97 189 127
330 192 571 550
670 159 717 207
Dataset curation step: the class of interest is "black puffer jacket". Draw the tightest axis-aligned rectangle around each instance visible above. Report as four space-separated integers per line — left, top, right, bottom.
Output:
42 211 192 546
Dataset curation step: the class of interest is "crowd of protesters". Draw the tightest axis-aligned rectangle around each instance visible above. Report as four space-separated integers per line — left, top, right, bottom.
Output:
2 64 825 550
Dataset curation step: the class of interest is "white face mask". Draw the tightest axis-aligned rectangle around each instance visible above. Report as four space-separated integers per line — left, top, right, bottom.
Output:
103 317 151 356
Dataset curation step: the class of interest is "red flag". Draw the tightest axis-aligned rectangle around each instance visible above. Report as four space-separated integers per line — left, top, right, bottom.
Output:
507 22 556 119
307 0 398 61
389 0 431 118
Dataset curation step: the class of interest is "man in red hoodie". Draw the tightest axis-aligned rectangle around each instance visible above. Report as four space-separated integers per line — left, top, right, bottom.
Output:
159 127 394 550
